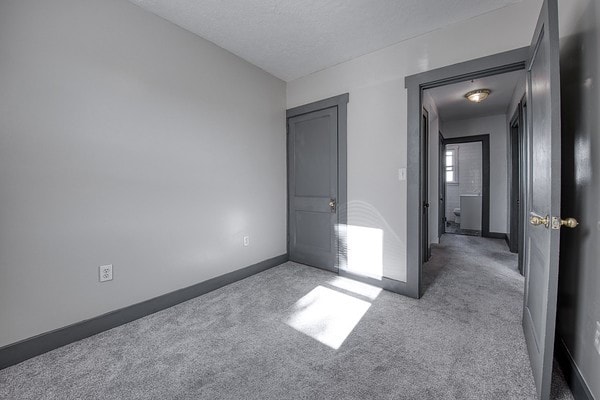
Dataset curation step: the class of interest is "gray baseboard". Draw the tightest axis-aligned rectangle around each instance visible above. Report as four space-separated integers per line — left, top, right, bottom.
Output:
555 337 596 400
338 269 410 296
0 254 288 370
485 231 507 240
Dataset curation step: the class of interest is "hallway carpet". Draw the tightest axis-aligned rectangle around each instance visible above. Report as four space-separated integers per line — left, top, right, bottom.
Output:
0 235 572 399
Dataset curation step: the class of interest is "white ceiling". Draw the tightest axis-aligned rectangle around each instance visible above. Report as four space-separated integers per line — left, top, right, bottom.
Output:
425 70 524 121
129 0 522 82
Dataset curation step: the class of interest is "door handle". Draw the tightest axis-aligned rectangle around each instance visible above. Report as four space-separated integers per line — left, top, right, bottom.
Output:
529 214 549 228
551 216 579 229
329 199 337 213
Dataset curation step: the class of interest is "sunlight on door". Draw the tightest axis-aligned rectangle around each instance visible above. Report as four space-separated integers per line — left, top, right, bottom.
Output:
285 277 382 349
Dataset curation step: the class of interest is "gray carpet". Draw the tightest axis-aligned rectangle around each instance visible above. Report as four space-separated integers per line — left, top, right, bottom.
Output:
0 235 573 399
444 221 481 237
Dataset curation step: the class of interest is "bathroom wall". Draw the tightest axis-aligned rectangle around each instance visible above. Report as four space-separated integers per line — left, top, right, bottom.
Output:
445 142 482 222
458 142 483 195
446 184 460 223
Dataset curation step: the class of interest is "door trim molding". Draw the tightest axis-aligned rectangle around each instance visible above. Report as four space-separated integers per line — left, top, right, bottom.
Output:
509 103 524 255
438 132 446 238
422 108 430 262
0 254 288 370
286 93 349 272
443 134 491 237
405 47 528 298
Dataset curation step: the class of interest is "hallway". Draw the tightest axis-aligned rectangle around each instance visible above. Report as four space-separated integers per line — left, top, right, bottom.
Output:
424 234 573 399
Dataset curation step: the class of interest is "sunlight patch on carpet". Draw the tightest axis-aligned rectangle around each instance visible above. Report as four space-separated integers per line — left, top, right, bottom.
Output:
285 286 371 349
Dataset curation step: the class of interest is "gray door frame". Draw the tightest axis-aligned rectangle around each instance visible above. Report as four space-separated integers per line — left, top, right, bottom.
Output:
405 47 528 298
509 100 526 256
286 93 349 272
519 99 528 276
438 132 446 238
422 108 430 262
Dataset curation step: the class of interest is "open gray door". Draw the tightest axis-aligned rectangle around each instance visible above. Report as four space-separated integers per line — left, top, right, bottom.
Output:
522 0 578 398
288 107 338 272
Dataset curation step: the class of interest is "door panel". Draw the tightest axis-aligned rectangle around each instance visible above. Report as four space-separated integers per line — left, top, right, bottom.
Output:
294 116 331 197
288 107 338 272
522 0 562 398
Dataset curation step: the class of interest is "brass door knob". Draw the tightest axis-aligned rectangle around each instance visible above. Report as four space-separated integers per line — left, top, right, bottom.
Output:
329 199 337 213
530 215 549 227
560 217 579 228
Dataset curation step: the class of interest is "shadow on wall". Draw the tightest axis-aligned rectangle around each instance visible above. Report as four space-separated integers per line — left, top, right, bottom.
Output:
336 200 406 282
557 0 600 397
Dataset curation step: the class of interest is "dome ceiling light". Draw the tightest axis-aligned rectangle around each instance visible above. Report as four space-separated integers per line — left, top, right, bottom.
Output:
465 89 491 103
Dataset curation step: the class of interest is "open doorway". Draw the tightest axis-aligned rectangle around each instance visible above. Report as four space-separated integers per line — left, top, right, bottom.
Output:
423 68 525 248
418 68 529 304
441 136 488 237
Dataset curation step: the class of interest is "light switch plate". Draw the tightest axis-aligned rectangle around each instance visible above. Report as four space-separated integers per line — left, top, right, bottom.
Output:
398 168 407 181
594 321 600 356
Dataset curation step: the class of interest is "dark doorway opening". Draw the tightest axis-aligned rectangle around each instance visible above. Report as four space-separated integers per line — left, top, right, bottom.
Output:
509 97 527 276
438 132 446 238
422 108 430 262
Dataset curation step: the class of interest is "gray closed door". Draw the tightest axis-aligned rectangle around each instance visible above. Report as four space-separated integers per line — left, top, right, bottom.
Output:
522 0 563 398
288 107 338 272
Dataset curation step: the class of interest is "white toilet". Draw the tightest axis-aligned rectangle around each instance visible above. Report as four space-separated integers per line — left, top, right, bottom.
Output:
453 208 461 224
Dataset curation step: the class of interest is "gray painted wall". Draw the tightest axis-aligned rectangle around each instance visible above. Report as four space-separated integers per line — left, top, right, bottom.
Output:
0 0 286 347
557 0 600 397
442 114 509 233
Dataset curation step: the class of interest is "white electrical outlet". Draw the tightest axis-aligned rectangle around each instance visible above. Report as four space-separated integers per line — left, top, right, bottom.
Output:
243 236 250 247
99 264 113 282
594 321 600 356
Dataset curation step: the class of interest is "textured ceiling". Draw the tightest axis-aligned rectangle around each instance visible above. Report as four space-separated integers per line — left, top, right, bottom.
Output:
128 0 522 81
425 70 524 121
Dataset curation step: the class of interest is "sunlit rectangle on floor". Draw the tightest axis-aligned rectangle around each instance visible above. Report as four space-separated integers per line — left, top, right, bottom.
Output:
285 286 371 349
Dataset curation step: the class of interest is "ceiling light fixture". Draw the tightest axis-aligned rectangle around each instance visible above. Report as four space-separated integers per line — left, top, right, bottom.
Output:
465 89 491 103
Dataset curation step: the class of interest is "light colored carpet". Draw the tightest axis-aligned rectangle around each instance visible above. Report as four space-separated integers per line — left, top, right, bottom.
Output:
444 221 481 237
0 235 572 399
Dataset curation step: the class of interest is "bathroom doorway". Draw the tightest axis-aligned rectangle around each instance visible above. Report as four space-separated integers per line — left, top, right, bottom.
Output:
440 135 490 237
